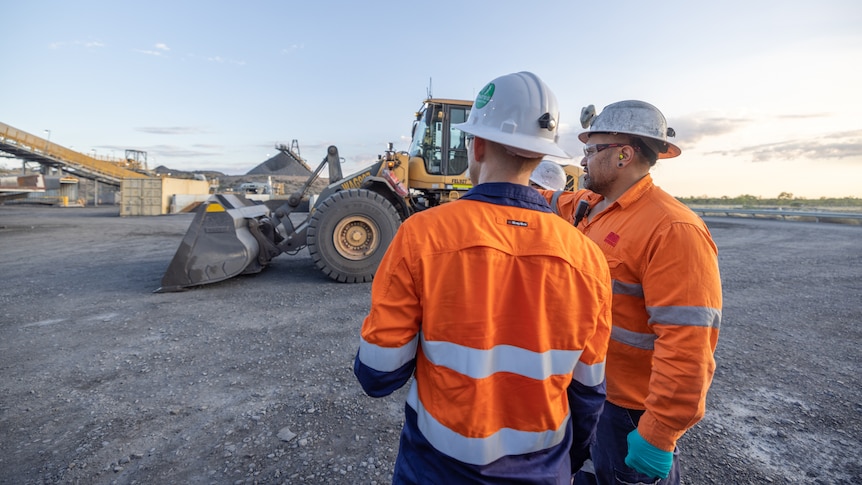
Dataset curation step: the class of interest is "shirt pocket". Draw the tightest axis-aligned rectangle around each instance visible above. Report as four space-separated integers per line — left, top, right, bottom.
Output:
605 257 624 275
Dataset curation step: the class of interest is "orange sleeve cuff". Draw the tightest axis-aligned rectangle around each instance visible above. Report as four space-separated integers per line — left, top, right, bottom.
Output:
637 411 685 452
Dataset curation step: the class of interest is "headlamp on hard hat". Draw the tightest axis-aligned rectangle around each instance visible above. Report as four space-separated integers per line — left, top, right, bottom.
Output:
538 113 556 131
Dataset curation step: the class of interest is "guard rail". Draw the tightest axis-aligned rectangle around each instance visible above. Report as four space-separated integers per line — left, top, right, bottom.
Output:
691 207 862 223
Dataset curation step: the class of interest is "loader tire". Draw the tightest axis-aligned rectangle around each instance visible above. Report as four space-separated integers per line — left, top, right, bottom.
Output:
307 189 402 283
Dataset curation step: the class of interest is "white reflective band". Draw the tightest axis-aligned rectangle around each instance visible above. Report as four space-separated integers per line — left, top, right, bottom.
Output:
648 305 722 328
420 333 582 380
613 280 644 298
406 383 569 465
357 334 419 372
611 326 656 350
573 360 606 387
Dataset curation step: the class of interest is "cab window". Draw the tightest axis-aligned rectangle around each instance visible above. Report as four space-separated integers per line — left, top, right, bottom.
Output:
408 106 442 175
408 103 470 176
446 106 469 175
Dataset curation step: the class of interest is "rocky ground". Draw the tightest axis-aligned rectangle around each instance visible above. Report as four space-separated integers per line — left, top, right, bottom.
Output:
0 206 860 484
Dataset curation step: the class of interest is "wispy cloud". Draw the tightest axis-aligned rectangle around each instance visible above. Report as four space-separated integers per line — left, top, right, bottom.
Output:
49 40 105 49
149 145 218 158
163 50 245 66
776 113 832 120
671 115 752 145
135 126 210 135
135 43 172 56
707 130 862 163
206 56 246 66
135 43 164 56
671 112 835 146
670 112 862 164
281 43 304 55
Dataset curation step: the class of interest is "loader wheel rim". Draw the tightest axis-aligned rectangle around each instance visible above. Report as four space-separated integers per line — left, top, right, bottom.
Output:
333 216 379 261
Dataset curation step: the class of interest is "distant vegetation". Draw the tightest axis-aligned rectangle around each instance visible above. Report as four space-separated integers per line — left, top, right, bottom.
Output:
678 193 862 209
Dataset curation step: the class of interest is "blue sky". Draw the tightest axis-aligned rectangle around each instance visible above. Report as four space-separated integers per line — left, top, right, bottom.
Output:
2 0 860 198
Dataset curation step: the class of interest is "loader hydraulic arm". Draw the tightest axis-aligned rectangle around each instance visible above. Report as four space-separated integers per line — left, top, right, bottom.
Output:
277 145 342 211
270 146 343 254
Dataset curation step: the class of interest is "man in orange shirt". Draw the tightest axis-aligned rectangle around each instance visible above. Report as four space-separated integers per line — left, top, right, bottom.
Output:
354 72 613 484
545 100 722 485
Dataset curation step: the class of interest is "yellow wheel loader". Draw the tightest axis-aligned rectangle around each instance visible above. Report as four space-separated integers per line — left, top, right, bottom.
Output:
157 99 581 291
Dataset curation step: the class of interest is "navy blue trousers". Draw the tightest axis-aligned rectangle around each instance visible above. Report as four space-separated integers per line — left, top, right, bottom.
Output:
574 402 680 485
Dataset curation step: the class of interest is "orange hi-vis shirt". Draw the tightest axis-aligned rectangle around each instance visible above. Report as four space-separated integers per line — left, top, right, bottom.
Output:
546 174 722 451
357 184 612 474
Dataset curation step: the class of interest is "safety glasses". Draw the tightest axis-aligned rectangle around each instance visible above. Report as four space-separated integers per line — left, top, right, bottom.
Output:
582 143 636 157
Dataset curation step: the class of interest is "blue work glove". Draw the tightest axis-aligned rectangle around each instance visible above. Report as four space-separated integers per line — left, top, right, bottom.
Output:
625 429 673 479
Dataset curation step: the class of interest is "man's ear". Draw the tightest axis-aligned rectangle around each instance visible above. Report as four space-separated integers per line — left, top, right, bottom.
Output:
618 144 637 166
472 137 486 162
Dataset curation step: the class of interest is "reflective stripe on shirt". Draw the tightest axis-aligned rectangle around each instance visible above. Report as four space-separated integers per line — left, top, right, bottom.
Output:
573 360 606 387
358 334 419 372
612 275 721 329
611 326 657 350
610 306 721 351
648 305 722 329
613 279 644 298
420 332 582 380
406 382 570 466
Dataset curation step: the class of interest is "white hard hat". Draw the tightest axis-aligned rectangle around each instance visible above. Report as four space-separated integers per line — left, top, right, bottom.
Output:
578 100 681 159
454 71 569 158
530 160 567 191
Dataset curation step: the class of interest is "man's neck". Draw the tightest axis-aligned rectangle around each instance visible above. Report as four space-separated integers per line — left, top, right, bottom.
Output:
591 173 649 218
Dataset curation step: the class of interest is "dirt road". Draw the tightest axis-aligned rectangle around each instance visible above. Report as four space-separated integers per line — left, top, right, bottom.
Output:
0 206 859 484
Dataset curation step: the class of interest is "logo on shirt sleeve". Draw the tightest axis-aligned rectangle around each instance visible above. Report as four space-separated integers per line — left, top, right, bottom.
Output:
507 219 528 227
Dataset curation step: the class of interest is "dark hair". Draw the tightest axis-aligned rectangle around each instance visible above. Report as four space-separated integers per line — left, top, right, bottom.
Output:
631 138 658 166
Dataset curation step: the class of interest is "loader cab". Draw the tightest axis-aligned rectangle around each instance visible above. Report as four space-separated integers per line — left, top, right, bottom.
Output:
408 100 471 177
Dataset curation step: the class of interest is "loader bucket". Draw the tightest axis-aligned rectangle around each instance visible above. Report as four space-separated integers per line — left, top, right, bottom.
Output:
157 194 273 292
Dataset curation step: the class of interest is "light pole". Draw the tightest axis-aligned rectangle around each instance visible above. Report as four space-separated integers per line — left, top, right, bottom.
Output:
44 129 51 155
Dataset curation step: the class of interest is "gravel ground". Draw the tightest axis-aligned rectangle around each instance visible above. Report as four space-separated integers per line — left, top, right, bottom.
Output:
0 205 860 484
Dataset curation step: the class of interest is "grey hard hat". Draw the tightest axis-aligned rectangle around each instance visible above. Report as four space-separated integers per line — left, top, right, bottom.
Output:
578 100 681 158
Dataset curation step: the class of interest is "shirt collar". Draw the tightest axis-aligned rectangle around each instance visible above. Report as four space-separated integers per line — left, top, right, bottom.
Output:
615 173 654 209
461 182 553 212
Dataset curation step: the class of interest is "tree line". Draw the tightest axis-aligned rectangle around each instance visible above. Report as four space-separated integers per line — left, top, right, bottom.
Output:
677 194 862 208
